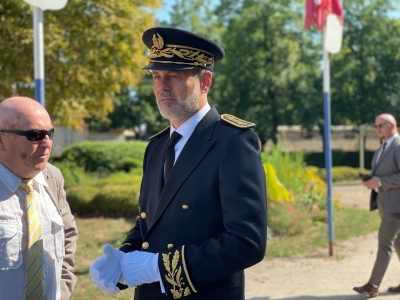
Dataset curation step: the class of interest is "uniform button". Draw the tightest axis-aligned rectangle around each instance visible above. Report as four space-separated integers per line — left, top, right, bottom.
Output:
142 242 149 249
141 212 147 219
182 205 189 210
167 244 174 249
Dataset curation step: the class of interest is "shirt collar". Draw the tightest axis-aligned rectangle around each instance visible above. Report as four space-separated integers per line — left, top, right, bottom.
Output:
170 103 211 138
0 163 48 193
385 134 399 148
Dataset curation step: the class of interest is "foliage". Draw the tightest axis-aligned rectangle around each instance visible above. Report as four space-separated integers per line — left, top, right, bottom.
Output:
0 0 162 129
212 0 321 145
268 201 309 236
264 162 293 202
311 166 370 183
86 86 160 138
60 140 147 174
166 0 224 43
329 0 400 126
51 160 85 191
263 143 327 236
303 150 376 169
67 172 142 216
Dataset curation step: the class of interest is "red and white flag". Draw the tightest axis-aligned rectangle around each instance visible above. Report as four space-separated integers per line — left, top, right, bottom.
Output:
304 0 344 31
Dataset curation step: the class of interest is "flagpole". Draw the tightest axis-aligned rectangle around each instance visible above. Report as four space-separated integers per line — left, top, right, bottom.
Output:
323 30 334 256
33 6 45 106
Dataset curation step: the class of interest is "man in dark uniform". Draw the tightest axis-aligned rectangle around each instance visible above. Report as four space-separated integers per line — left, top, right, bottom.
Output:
90 27 267 300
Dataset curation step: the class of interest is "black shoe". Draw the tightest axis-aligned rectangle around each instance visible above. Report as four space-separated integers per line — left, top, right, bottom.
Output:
388 284 400 293
353 282 378 298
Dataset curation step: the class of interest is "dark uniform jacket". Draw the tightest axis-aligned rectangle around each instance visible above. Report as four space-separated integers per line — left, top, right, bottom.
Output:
120 106 267 300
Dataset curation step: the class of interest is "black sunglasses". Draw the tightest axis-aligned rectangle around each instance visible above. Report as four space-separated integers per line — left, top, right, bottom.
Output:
0 128 54 141
375 123 389 129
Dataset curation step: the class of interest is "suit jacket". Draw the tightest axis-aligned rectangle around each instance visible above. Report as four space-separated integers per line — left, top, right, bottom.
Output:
43 163 78 300
369 135 400 213
120 107 267 300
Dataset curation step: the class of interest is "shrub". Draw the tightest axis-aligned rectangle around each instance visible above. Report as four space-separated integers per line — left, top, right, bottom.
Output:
66 171 142 216
52 160 86 191
268 202 310 236
263 142 328 237
60 140 147 173
309 166 370 183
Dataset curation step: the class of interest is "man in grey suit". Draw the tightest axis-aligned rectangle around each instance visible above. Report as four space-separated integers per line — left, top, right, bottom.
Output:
353 113 400 298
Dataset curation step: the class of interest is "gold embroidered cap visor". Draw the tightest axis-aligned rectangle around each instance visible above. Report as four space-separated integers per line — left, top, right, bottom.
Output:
142 27 225 72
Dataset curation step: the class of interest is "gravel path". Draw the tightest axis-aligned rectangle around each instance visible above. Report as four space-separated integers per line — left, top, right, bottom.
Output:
245 184 400 300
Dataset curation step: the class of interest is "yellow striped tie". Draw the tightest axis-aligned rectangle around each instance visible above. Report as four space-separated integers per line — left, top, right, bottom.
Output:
20 180 45 300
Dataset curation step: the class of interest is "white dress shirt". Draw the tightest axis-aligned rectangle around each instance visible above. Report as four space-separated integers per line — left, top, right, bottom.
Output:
169 103 211 164
375 134 398 165
0 163 64 300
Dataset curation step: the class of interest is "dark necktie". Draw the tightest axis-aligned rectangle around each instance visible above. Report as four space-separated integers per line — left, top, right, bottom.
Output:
377 142 387 164
164 131 182 183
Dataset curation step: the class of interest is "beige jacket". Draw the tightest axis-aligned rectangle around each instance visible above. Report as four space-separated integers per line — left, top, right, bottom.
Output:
43 163 78 299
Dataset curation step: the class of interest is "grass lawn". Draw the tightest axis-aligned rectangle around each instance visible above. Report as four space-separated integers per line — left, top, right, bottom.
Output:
70 207 380 299
71 217 136 300
265 207 381 259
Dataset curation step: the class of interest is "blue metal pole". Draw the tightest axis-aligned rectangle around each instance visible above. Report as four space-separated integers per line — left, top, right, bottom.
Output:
33 7 45 107
323 38 334 256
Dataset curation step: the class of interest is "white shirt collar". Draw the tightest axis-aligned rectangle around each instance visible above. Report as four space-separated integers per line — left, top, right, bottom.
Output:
170 103 211 138
385 134 399 148
0 163 48 193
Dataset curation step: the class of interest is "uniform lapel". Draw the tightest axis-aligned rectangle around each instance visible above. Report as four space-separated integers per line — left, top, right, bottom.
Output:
150 134 170 210
147 107 220 231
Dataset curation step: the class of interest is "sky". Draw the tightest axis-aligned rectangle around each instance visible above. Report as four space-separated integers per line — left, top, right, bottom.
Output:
154 0 175 23
154 0 220 23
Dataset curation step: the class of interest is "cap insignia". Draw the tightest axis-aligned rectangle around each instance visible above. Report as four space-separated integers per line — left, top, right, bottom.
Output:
221 114 255 128
149 33 214 68
152 33 164 50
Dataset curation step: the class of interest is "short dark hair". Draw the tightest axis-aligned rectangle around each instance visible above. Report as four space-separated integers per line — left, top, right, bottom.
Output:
191 67 207 79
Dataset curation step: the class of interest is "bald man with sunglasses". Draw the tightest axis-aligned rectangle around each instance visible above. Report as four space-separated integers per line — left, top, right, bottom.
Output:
0 97 78 300
353 113 400 297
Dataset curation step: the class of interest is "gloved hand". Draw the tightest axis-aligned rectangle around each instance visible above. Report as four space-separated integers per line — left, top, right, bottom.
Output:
120 251 160 287
90 244 125 294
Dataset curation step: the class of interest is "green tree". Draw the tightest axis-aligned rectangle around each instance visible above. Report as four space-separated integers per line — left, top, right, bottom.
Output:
213 0 321 145
0 0 161 130
330 0 400 127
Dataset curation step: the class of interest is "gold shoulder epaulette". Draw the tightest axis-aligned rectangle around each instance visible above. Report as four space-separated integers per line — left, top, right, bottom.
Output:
221 114 255 128
149 126 170 140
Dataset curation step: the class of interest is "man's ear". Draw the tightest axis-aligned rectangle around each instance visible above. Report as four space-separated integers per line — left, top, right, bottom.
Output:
200 71 212 94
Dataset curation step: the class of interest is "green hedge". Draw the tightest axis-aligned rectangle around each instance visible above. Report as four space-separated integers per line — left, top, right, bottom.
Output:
59 140 147 173
66 172 142 216
52 160 86 191
303 150 375 169
307 166 370 183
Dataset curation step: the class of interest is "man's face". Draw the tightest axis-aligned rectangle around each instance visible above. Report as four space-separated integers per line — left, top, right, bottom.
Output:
152 69 202 125
375 117 393 142
0 112 53 179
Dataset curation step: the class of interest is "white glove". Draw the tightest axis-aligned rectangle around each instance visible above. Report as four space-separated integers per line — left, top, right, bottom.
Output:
120 251 160 287
90 244 124 294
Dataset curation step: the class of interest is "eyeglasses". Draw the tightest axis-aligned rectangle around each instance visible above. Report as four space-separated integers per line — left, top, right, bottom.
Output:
375 123 388 129
0 128 54 141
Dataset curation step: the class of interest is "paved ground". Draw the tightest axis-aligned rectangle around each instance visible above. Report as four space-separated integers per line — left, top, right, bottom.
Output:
245 184 400 300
